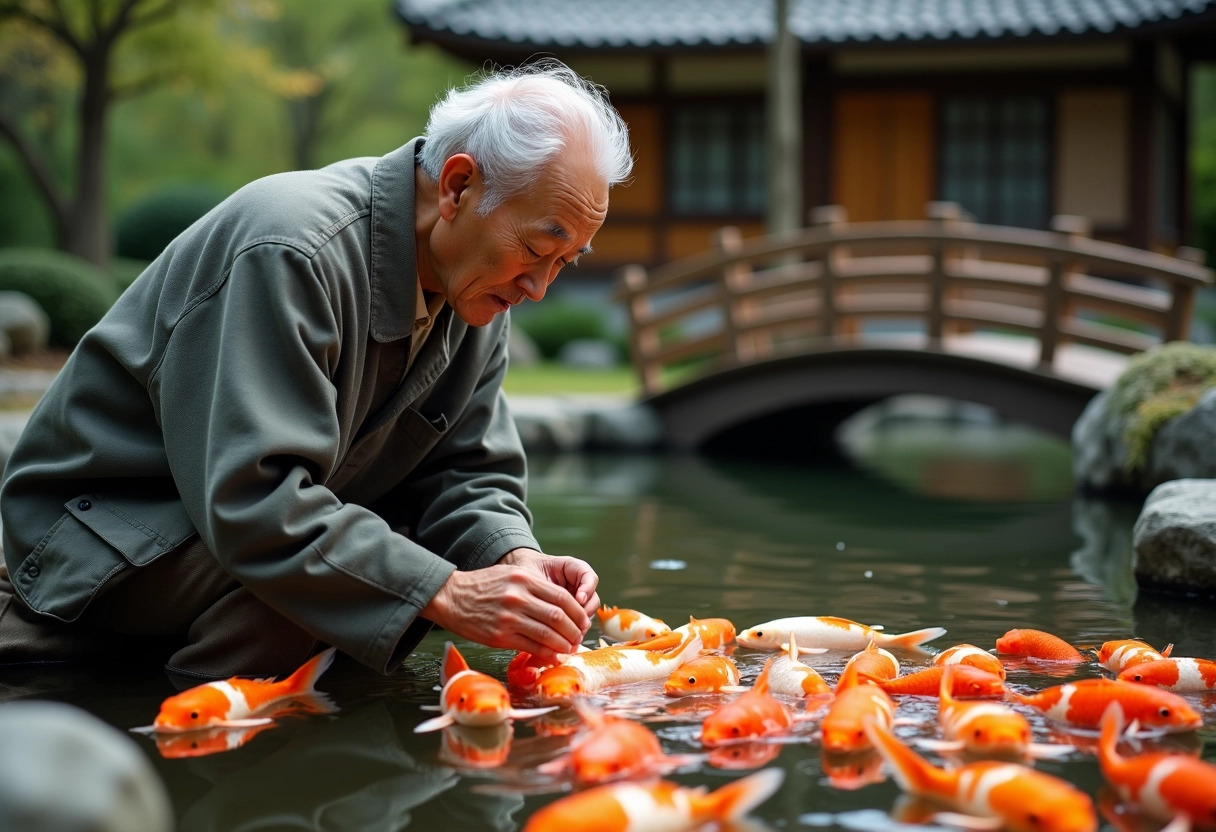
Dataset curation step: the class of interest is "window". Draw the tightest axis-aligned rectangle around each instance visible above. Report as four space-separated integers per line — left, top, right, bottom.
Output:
669 103 766 216
939 95 1049 228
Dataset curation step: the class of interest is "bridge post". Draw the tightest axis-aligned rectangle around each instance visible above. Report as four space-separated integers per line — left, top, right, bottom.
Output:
1043 215 1091 369
618 264 663 395
926 202 966 343
810 205 848 339
714 227 766 362
1165 247 1206 340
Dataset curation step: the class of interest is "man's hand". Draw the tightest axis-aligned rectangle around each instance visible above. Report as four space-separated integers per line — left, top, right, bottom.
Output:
420 549 600 663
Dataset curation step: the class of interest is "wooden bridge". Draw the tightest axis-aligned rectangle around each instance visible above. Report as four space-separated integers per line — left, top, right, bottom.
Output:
616 203 1213 451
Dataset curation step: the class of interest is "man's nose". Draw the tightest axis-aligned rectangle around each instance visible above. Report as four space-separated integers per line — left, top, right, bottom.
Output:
516 271 548 302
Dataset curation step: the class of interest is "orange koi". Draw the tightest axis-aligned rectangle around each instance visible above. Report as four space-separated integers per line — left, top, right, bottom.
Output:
1098 639 1174 674
137 647 337 733
414 642 555 732
1009 678 1202 734
535 633 703 703
700 658 794 746
926 666 1069 760
541 700 694 785
996 628 1085 663
664 654 743 696
737 615 946 652
821 663 897 753
934 643 1007 680
1118 658 1216 693
596 605 671 642
440 722 513 769
877 664 1005 698
520 768 784 832
844 640 900 683
506 644 592 692
673 615 736 650
1098 703 1216 830
768 633 831 697
863 718 1097 832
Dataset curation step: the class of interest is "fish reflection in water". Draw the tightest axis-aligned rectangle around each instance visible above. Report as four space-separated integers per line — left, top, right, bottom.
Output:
147 692 337 759
440 722 513 769
820 748 885 790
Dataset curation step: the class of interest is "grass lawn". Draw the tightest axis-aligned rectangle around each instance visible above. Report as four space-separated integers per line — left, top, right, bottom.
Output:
503 362 640 396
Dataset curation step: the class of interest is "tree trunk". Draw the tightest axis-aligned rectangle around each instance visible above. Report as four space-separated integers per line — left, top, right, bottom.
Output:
64 44 111 267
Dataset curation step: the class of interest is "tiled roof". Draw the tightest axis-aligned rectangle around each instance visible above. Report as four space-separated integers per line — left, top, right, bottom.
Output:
395 0 1215 50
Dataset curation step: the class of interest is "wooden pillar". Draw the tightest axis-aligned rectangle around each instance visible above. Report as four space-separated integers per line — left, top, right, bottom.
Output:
619 264 661 395
811 205 847 339
768 0 803 235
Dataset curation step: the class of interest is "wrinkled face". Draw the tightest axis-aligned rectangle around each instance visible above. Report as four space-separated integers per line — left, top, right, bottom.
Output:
434 153 608 327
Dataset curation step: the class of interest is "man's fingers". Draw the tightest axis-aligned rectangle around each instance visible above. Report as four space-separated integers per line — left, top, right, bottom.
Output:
581 590 601 620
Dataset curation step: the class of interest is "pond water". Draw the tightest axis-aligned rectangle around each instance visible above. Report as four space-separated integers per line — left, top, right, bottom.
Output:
6 406 1216 831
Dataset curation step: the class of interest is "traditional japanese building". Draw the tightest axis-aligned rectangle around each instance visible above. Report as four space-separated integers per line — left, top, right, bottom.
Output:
394 0 1216 279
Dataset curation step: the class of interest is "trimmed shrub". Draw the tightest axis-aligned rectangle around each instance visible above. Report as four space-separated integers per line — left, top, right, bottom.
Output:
514 301 611 360
0 248 115 347
1108 341 1216 472
114 183 227 261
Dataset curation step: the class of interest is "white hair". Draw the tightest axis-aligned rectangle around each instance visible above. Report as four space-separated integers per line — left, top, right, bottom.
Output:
418 59 634 215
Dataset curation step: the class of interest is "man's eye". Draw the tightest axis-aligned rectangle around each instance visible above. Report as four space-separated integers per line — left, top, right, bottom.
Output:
524 245 541 258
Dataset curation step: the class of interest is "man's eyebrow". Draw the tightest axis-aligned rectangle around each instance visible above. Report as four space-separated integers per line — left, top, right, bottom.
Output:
542 222 593 259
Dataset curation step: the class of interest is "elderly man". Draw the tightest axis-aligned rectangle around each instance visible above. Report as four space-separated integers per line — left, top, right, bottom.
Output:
0 60 633 678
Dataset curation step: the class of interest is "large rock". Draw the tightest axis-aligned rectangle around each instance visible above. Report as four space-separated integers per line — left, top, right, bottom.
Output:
1072 389 1136 493
0 291 49 355
1133 478 1216 597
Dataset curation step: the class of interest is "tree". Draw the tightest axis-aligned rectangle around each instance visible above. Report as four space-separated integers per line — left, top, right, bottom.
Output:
0 1 315 266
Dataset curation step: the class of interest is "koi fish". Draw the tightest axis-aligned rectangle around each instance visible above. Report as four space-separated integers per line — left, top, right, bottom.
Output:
136 646 337 733
996 628 1085 663
737 616 946 652
877 664 1005 698
506 645 593 691
768 633 831 697
535 633 703 703
596 605 671 643
664 654 744 696
1098 639 1174 674
1098 702 1216 829
844 640 900 683
440 722 513 769
924 666 1069 760
821 663 897 753
414 642 556 732
541 700 695 785
700 658 793 746
673 616 736 650
934 643 1007 680
862 718 1097 832
520 768 785 832
1118 658 1216 693
1008 678 1202 734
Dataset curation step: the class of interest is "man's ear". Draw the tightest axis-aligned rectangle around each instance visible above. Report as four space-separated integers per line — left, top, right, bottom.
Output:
437 154 479 221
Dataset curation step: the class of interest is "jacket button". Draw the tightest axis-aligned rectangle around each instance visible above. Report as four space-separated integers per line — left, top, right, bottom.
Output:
27 566 39 578
77 499 91 511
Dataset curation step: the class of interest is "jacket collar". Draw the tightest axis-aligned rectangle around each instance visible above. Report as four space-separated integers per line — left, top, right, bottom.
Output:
369 138 424 343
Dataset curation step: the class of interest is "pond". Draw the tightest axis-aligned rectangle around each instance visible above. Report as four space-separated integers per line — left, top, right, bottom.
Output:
5 406 1216 831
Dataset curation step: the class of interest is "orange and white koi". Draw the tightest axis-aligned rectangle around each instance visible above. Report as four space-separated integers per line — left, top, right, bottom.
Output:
596 605 671 643
1008 678 1202 734
1098 702 1216 830
768 633 831 697
996 628 1085 663
137 647 337 733
414 642 556 732
1118 658 1216 693
863 718 1097 832
700 658 793 746
737 615 946 652
925 666 1069 760
535 633 703 703
664 654 743 696
844 640 900 683
935 643 1007 680
1098 639 1174 674
877 664 1005 698
520 768 785 832
542 700 695 785
440 722 514 769
821 663 897 753
506 645 592 692
673 616 736 650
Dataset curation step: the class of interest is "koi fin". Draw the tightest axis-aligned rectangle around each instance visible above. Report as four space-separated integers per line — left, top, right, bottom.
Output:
883 627 948 650
719 685 749 693
507 706 558 721
700 767 785 820
441 642 470 686
1161 642 1175 658
419 704 443 712
930 812 1004 830
216 718 274 729
868 625 886 631
598 638 611 648
1026 742 1074 759
536 755 570 776
751 658 775 696
129 725 157 735
1158 815 1192 832
913 738 966 753
414 713 457 733
862 717 951 798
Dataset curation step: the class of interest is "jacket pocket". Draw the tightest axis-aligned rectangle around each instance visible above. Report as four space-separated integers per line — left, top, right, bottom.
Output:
14 493 198 622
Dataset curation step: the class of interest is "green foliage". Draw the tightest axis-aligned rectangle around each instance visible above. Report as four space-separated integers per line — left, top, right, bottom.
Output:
515 302 612 360
1108 341 1216 472
1192 65 1216 260
0 248 115 347
114 183 227 260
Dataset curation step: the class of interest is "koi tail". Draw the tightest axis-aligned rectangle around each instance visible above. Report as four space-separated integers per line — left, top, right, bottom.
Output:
441 642 471 686
696 768 786 822
1097 702 1127 768
667 632 704 665
862 717 953 799
283 647 338 697
881 627 948 650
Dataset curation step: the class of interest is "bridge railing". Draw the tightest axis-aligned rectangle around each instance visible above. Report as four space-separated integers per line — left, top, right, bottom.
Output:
615 202 1213 396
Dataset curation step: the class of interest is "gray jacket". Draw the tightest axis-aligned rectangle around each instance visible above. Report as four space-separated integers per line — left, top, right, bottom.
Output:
0 139 540 672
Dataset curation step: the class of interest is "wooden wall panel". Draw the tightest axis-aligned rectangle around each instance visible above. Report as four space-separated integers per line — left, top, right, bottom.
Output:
584 222 657 267
611 103 661 216
664 221 766 261
832 92 934 222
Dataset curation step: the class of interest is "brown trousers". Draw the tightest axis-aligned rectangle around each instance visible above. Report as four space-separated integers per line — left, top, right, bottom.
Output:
0 537 319 680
